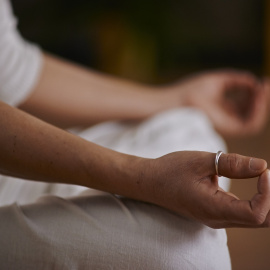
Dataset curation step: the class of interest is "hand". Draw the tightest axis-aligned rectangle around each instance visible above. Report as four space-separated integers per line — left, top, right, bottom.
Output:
262 77 270 115
165 70 268 137
145 151 270 228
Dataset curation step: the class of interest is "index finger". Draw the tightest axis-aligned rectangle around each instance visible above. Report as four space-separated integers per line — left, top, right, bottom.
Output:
214 169 270 227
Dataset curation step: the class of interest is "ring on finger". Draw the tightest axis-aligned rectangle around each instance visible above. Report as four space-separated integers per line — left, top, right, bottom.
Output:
215 151 223 177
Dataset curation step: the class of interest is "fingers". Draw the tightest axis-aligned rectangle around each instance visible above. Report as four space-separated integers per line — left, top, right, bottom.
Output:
196 152 270 228
208 92 266 137
217 153 267 179
214 71 267 136
213 170 270 228
208 103 249 136
262 78 270 114
242 81 268 133
216 70 259 92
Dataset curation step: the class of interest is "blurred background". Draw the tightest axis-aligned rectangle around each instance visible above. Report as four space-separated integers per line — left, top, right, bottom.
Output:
11 0 270 269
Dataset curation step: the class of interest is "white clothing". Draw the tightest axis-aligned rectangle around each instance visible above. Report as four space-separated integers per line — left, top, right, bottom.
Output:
0 108 231 270
0 0 231 269
0 189 231 270
0 0 42 106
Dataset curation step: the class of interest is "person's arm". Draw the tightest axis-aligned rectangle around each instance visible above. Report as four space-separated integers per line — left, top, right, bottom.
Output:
2 99 270 229
3 0 268 135
19 55 268 136
0 100 148 200
18 53 178 128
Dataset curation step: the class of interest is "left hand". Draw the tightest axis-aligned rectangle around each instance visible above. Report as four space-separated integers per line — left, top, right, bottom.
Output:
144 151 270 229
164 70 268 137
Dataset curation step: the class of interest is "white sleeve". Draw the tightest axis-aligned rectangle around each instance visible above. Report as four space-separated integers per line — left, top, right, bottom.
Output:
0 0 43 107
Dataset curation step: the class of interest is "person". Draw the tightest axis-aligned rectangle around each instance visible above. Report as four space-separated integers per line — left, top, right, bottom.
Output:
0 0 270 269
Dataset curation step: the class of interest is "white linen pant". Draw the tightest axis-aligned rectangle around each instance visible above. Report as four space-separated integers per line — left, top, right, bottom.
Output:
0 109 231 269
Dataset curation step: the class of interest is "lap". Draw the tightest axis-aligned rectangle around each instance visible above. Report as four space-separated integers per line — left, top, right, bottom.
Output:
0 108 231 269
0 190 231 270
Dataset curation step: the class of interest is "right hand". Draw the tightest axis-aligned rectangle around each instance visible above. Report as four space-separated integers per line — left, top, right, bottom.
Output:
163 70 268 137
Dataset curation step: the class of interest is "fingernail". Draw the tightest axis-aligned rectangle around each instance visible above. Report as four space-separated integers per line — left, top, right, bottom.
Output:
250 158 266 172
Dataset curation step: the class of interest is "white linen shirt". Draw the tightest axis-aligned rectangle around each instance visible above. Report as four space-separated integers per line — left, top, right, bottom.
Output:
0 0 42 106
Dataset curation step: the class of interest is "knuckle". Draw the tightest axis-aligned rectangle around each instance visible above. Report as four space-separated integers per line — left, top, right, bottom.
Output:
227 153 242 173
249 211 266 225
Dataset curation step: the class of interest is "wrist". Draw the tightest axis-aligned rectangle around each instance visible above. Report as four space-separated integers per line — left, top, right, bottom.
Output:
80 143 153 202
117 154 154 202
157 84 189 109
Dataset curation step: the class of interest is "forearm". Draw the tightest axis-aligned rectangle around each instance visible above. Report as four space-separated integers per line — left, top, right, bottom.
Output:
19 53 180 128
1 0 177 128
0 101 151 200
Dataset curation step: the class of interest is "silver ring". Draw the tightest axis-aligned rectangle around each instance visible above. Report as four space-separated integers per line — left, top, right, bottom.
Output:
215 151 223 177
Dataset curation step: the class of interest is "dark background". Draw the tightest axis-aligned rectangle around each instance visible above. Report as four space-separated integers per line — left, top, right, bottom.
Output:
12 0 264 84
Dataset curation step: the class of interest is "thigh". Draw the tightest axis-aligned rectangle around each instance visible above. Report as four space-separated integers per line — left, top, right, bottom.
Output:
0 190 231 270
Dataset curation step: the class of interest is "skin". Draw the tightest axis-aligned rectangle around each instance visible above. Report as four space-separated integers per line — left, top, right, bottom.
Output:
263 78 270 114
2 53 270 229
19 54 268 137
19 53 175 128
1 100 270 229
149 151 270 229
164 70 268 137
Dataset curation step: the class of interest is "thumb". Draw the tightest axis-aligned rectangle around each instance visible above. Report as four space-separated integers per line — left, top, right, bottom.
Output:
213 169 270 227
216 153 267 178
